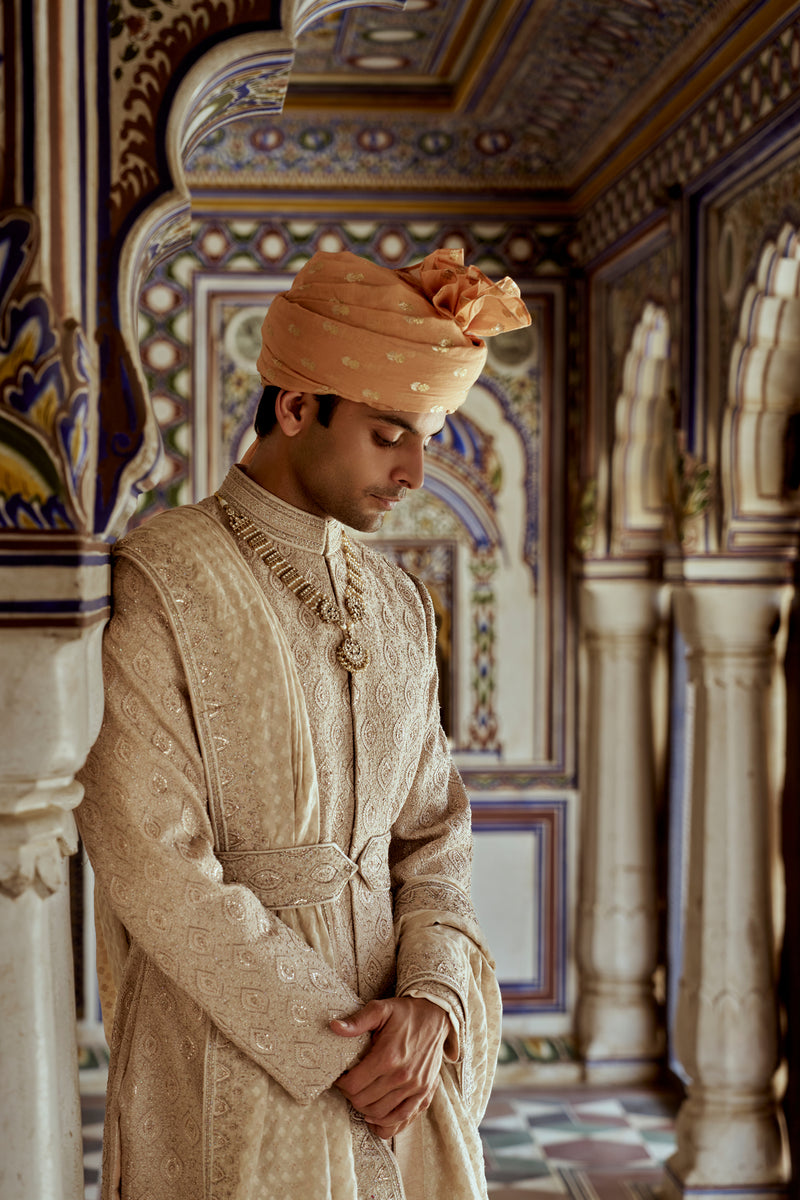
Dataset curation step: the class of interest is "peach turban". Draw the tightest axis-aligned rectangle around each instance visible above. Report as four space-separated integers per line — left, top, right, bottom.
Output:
257 248 531 414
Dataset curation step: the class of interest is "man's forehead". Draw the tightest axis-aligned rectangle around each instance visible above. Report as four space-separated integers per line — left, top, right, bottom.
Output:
364 406 446 437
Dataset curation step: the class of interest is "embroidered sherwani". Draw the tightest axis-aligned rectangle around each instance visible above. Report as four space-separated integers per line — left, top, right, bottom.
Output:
77 466 501 1200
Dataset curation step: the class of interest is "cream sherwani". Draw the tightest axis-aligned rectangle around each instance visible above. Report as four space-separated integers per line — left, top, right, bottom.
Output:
77 466 501 1200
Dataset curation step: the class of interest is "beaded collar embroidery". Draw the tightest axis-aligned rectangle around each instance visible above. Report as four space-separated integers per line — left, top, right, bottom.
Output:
215 493 369 673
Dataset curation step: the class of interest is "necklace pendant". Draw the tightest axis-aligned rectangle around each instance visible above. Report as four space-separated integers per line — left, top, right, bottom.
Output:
337 632 369 673
317 597 341 623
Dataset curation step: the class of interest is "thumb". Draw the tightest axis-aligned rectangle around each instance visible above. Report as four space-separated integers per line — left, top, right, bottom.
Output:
330 1000 386 1037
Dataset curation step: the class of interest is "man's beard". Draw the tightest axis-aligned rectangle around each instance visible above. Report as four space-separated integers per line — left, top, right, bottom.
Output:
335 489 405 533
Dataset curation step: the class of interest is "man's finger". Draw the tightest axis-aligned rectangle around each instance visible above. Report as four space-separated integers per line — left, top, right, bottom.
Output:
330 999 388 1038
365 1085 439 1140
336 1076 422 1119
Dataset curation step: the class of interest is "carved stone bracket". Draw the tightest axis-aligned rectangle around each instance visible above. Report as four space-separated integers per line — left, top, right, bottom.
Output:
0 793 81 899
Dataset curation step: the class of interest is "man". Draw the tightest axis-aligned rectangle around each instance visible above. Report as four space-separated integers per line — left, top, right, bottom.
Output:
77 248 530 1200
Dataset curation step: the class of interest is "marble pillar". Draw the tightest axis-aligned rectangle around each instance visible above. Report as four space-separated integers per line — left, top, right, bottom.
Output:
0 607 107 1199
667 580 790 1198
577 573 665 1081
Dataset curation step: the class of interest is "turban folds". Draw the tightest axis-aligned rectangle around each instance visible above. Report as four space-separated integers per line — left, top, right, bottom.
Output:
257 248 531 414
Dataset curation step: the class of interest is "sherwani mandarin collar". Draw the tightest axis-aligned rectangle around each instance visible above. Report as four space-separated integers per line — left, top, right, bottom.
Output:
219 464 343 557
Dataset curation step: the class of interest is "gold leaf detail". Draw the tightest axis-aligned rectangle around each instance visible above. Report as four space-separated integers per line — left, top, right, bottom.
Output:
453 367 469 379
398 301 413 312
345 272 365 282
386 351 405 363
404 316 424 326
362 389 380 402
300 357 316 371
410 381 430 393
342 356 360 370
288 324 301 337
330 298 350 316
323 321 340 336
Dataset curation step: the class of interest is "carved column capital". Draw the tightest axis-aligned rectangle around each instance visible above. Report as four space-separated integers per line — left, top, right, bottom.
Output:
581 572 664 640
0 792 81 899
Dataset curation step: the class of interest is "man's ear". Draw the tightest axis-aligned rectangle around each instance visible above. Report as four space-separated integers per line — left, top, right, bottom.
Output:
274 390 316 438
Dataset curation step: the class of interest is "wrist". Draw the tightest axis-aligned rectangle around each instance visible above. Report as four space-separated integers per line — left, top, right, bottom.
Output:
407 996 449 1032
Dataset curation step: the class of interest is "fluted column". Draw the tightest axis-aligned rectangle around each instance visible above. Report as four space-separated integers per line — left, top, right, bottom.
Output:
667 580 790 1198
577 573 665 1081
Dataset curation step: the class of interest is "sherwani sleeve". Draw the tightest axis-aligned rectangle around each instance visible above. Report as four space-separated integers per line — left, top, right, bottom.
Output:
389 577 497 1073
76 555 369 1105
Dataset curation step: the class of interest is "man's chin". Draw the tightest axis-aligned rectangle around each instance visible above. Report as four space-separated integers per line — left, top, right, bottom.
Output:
344 511 386 533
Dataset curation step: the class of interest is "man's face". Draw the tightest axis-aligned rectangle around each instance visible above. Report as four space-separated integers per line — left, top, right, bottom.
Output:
288 397 445 531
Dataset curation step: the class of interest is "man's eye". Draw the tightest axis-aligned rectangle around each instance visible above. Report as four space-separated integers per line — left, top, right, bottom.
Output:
374 433 398 447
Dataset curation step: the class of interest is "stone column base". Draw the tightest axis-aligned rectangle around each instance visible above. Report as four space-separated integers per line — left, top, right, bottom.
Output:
579 982 664 1083
663 1089 789 1200
663 1167 789 1200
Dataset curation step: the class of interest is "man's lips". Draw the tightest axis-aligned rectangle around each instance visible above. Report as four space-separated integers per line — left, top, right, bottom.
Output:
370 490 405 509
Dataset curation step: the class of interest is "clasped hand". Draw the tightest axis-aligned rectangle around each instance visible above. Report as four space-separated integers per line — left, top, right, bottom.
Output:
331 996 449 1140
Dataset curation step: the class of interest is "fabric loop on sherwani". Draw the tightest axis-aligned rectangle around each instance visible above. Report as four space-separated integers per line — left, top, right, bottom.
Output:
256 247 531 415
356 831 392 893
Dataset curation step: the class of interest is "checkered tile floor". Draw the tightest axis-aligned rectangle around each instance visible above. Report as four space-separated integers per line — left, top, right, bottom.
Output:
482 1087 679 1198
81 1083 679 1199
81 1095 104 1200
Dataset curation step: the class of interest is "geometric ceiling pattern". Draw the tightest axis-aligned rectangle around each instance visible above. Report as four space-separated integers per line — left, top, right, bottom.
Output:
186 0 756 194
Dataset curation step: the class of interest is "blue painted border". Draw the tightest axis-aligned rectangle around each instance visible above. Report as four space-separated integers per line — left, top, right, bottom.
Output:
472 796 569 1013
0 596 110 614
0 552 109 567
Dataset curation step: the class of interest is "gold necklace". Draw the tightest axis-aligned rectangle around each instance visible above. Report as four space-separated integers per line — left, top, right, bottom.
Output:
215 493 369 673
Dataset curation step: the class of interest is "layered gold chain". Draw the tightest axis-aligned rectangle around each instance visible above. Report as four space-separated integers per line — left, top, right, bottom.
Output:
216 493 369 672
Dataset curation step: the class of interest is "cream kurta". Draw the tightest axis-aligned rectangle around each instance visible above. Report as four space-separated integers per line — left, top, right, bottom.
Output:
77 466 501 1200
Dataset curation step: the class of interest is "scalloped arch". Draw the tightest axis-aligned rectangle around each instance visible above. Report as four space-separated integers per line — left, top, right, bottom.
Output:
104 0 406 539
722 221 800 553
610 302 672 557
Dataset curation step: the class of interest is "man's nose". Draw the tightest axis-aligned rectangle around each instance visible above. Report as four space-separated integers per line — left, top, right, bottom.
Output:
393 443 426 490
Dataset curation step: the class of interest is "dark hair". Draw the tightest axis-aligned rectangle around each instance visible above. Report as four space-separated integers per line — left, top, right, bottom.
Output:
254 385 340 436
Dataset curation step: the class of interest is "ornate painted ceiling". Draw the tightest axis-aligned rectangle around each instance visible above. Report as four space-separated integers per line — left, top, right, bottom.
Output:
184 0 771 201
